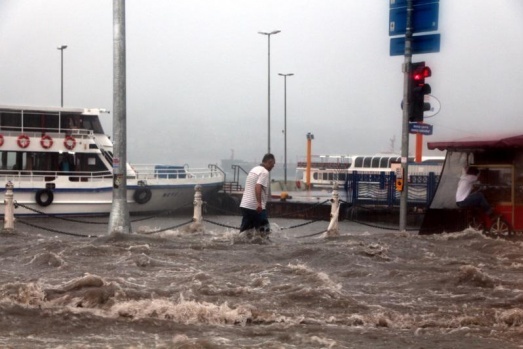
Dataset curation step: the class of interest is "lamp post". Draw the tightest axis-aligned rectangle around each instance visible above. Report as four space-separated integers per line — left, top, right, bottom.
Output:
278 73 294 185
258 30 280 155
57 45 67 107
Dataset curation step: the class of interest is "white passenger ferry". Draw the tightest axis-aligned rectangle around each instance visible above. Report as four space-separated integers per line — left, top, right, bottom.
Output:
0 105 225 216
296 154 444 188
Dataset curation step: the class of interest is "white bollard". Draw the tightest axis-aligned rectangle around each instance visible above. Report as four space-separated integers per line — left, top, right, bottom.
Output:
193 184 203 224
3 181 15 232
325 182 340 237
188 184 204 232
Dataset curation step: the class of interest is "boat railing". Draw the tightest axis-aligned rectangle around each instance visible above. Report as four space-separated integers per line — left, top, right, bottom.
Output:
296 161 351 169
130 164 225 181
0 169 113 184
1 127 94 139
209 164 226 182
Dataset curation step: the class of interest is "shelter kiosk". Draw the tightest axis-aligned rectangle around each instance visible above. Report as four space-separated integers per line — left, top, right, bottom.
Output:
419 134 523 236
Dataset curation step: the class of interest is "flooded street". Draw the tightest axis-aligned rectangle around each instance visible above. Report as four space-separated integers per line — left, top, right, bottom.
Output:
1 214 523 348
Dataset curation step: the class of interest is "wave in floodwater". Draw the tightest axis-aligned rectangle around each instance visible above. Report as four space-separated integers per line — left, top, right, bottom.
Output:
1 216 523 348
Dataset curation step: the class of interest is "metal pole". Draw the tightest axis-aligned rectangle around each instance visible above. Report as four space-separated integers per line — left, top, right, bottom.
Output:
57 45 67 107
400 0 414 232
258 31 281 154
283 74 286 184
278 73 294 185
268 35 271 154
108 0 130 234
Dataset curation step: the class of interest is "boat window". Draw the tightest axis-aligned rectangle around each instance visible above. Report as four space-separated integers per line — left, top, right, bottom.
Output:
363 157 372 168
24 114 44 132
371 157 380 168
354 157 363 168
379 157 389 168
81 115 104 134
0 151 22 170
75 153 110 172
0 111 21 131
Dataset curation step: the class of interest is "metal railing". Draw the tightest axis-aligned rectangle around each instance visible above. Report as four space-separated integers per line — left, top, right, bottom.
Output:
0 169 113 184
130 164 225 181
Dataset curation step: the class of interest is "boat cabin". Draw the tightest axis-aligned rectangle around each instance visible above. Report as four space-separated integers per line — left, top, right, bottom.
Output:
0 105 112 179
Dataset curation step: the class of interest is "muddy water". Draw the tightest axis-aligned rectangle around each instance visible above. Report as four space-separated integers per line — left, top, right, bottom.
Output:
1 215 523 348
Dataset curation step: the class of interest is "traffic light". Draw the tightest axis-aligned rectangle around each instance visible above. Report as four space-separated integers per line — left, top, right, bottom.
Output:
409 62 431 122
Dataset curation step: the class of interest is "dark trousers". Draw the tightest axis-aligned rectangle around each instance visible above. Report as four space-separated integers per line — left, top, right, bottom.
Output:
240 208 269 232
456 192 493 215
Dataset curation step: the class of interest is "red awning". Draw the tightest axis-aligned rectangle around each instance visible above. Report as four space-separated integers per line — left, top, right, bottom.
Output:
427 134 523 151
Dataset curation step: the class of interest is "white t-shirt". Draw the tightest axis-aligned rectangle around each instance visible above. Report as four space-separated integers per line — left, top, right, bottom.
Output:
456 174 478 202
240 165 269 210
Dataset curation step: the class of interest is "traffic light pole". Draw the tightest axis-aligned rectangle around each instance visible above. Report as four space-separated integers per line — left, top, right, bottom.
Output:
399 0 414 232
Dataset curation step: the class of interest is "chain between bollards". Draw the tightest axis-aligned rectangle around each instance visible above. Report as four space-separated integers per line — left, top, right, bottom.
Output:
1 182 343 238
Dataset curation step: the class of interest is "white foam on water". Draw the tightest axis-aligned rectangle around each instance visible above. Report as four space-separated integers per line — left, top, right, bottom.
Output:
110 295 254 325
286 263 343 295
458 265 498 288
430 229 488 241
25 251 67 268
0 281 46 306
498 308 523 327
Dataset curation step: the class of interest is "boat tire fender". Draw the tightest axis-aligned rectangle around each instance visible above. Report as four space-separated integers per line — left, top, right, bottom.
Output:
35 189 54 207
134 187 152 204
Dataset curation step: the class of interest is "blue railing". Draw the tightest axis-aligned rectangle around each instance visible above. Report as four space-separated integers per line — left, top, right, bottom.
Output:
344 171 439 207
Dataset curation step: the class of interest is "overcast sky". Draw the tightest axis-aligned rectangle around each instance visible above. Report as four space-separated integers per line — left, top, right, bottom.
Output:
0 1 522 167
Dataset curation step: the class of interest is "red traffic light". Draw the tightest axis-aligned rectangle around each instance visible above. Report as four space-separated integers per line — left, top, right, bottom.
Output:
413 66 431 81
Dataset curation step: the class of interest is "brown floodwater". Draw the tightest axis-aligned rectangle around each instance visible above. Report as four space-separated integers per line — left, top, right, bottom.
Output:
1 214 522 348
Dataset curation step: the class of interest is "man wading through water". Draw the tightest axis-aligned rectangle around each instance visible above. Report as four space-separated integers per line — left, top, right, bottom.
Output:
239 153 275 238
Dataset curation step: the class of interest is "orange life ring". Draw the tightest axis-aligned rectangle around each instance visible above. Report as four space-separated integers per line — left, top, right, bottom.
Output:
40 134 54 149
17 134 30 148
0 134 4 147
64 136 76 150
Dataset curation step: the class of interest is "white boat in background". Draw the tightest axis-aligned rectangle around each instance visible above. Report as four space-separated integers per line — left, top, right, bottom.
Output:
296 154 444 189
0 105 225 216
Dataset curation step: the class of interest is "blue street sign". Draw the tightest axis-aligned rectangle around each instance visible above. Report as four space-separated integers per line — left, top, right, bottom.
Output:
389 2 439 36
409 122 433 135
390 0 439 9
390 33 441 56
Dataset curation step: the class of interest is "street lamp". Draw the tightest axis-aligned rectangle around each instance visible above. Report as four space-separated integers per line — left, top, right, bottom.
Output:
258 30 281 155
278 73 294 185
57 45 68 107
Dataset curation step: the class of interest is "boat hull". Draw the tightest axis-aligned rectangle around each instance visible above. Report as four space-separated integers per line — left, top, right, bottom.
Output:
1 178 223 216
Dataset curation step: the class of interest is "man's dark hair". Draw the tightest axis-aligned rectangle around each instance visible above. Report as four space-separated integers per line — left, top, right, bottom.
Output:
262 153 275 163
